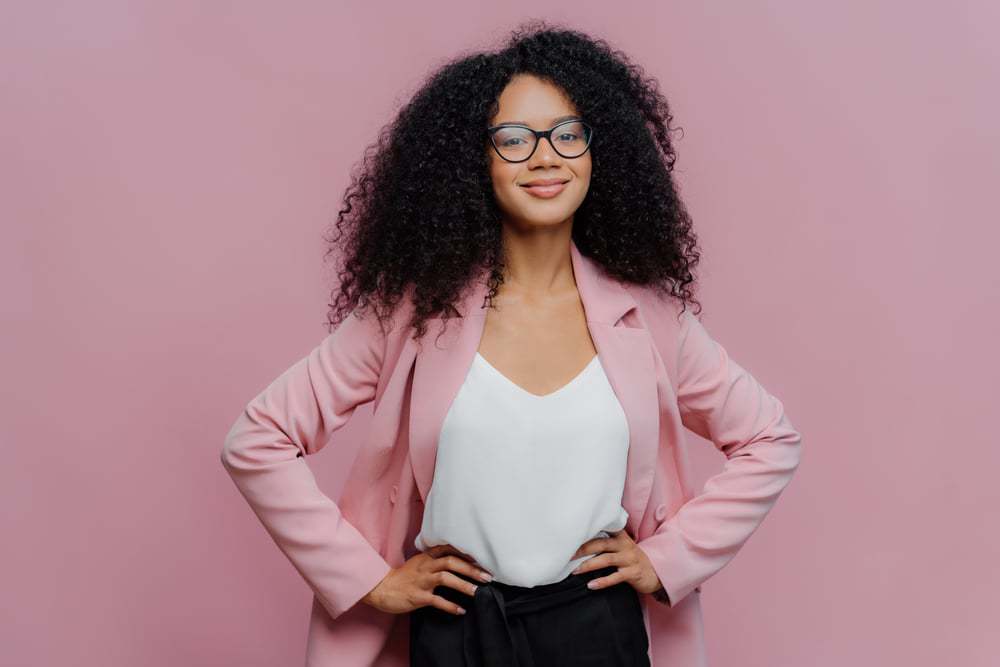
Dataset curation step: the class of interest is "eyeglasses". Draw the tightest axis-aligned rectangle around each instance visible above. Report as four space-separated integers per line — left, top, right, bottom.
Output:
487 119 593 163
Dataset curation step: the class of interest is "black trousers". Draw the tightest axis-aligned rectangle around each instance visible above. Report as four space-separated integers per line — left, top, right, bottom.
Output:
409 564 650 666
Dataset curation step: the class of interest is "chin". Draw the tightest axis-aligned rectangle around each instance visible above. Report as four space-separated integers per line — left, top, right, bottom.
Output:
511 211 575 228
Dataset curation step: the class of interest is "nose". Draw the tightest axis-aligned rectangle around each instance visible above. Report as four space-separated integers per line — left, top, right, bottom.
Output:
528 135 563 166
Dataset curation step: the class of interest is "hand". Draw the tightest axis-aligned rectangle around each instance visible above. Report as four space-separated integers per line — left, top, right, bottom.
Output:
570 530 664 596
361 544 494 616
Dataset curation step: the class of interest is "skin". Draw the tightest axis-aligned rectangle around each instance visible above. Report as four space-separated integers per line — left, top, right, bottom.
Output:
363 73 665 618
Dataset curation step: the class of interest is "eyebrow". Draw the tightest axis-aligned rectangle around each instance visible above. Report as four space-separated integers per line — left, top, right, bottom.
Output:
492 114 582 127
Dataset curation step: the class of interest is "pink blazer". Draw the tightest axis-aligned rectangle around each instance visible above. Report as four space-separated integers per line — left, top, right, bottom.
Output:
221 239 803 666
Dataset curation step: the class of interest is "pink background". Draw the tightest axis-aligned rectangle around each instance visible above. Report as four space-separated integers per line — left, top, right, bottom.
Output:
3 2 997 665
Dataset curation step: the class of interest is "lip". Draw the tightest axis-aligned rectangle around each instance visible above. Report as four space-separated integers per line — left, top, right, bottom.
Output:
520 178 569 187
519 179 569 198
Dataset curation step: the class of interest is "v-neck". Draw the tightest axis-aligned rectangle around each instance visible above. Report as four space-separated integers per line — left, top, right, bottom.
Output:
474 352 600 399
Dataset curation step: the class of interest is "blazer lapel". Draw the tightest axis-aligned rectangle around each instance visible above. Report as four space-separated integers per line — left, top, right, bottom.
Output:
407 240 660 536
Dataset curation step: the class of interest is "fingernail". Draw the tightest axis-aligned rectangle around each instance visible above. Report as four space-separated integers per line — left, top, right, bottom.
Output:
457 607 467 614
587 580 598 589
479 571 493 582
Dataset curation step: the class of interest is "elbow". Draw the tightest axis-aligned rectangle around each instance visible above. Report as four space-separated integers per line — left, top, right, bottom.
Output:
774 422 803 474
220 438 234 472
780 411 804 469
732 420 803 478
219 410 251 473
770 424 804 477
220 432 239 474
219 406 302 474
790 428 804 472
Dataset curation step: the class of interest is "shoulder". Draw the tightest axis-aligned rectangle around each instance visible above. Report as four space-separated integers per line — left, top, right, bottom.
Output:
335 289 426 365
620 282 704 372
335 286 419 340
621 282 691 333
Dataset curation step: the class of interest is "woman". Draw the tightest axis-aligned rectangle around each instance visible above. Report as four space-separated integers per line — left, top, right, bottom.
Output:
221 22 803 667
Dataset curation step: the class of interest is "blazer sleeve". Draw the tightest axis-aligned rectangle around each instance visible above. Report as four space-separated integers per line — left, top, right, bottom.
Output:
638 308 803 608
220 310 393 621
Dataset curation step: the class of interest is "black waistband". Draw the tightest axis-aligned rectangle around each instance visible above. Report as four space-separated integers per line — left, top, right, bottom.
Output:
461 565 618 667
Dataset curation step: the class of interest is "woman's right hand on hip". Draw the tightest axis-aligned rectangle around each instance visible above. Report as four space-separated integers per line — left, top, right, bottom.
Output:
360 544 494 616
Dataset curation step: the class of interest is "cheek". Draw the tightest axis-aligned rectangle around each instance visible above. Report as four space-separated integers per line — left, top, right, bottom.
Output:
489 164 519 194
572 161 592 196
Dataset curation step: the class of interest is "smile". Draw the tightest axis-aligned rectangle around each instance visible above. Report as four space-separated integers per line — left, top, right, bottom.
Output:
519 181 568 198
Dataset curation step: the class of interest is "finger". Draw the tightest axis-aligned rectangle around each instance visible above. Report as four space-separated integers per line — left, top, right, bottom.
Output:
572 535 610 559
571 554 606 574
586 568 627 591
426 592 467 616
602 532 629 549
428 545 488 571
616 530 637 545
433 569 480 599
571 540 594 559
426 544 467 559
432 554 494 583
575 548 629 574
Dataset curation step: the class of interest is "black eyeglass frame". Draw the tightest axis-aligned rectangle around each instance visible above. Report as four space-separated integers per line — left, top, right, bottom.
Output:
486 119 594 163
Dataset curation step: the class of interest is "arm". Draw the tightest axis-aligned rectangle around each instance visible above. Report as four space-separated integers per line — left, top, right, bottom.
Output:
638 308 803 607
220 310 393 620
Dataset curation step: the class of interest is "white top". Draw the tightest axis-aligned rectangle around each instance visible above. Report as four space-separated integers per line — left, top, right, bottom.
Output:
413 351 631 587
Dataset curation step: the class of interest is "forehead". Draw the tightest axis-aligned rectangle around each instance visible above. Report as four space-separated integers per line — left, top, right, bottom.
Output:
491 74 580 128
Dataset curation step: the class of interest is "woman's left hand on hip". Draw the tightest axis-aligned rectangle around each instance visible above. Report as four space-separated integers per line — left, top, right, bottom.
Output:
570 530 663 595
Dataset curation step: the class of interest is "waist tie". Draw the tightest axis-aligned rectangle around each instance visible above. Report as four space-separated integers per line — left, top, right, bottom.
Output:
463 564 618 667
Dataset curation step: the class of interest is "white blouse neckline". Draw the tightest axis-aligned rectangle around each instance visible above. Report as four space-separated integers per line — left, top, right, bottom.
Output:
473 352 600 400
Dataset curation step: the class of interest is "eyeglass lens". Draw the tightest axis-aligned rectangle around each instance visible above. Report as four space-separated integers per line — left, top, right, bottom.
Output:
491 121 591 161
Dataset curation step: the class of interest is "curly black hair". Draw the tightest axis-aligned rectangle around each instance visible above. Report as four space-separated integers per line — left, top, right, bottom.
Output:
323 19 702 344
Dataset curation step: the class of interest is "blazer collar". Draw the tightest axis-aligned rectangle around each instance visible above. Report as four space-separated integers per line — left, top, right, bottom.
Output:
407 239 659 536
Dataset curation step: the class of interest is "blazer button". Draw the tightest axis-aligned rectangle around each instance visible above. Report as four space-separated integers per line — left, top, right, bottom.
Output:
389 484 398 504
654 503 668 522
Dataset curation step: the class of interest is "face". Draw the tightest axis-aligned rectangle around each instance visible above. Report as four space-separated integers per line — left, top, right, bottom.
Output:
486 74 593 231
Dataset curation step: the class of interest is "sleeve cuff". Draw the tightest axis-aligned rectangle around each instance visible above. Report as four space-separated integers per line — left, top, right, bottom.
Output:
324 549 394 620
